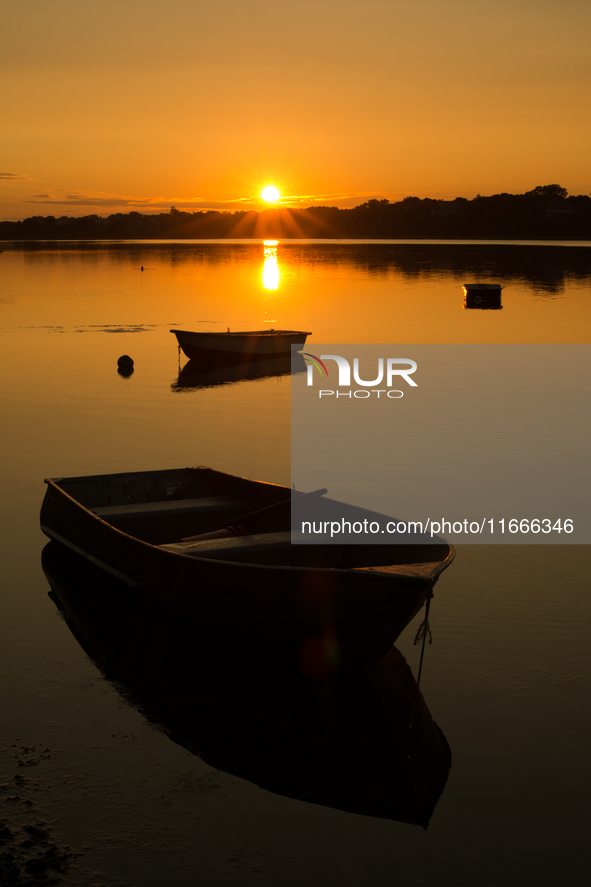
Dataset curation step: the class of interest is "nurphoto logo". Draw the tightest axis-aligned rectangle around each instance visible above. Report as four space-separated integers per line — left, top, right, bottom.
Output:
302 353 417 399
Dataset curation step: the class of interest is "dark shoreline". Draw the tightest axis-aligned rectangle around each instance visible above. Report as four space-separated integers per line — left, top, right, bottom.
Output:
2 185 591 241
3 235 591 242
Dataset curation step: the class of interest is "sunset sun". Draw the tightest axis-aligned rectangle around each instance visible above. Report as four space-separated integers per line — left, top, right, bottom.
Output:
261 185 280 203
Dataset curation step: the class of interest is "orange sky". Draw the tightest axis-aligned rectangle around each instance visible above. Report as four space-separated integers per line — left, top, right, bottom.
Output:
1 0 590 221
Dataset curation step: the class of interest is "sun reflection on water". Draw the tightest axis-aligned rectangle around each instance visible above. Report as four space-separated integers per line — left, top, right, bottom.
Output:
263 241 280 290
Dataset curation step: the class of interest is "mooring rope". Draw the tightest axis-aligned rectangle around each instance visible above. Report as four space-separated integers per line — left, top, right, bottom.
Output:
413 588 433 689
406 588 434 732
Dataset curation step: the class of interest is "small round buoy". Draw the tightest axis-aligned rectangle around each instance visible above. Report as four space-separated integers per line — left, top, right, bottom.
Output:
117 355 134 377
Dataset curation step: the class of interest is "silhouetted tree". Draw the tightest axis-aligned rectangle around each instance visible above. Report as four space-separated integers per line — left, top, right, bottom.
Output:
526 184 568 199
360 198 390 208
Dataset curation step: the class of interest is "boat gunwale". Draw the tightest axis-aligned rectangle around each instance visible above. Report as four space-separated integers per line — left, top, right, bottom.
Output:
461 283 503 290
171 328 312 339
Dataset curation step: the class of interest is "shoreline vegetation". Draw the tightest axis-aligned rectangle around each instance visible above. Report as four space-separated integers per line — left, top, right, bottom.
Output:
2 185 591 241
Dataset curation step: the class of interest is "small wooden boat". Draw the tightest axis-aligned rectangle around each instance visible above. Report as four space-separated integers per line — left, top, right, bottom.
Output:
40 467 455 666
171 328 311 366
462 283 503 310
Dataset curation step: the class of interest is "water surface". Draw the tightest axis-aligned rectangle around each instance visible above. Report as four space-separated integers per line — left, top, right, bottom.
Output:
0 240 589 886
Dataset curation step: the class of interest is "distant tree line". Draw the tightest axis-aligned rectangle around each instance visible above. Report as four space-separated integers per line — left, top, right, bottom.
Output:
2 185 590 240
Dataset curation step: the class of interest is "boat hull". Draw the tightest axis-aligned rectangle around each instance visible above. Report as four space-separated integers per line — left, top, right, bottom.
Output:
40 468 454 666
171 329 311 366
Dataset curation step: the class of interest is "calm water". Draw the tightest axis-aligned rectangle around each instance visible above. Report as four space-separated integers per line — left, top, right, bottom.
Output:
1 240 590 886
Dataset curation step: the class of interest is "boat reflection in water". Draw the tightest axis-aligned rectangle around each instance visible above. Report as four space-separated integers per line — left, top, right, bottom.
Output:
172 352 306 391
463 283 503 310
42 541 451 828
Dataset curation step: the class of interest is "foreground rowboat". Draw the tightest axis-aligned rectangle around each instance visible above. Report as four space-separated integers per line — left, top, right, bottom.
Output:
40 467 455 665
171 328 311 365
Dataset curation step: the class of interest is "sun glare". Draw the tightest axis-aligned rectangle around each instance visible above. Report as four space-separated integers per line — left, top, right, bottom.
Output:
261 185 280 203
262 242 279 289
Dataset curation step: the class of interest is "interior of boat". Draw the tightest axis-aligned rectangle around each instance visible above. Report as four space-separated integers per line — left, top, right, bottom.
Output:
50 467 450 571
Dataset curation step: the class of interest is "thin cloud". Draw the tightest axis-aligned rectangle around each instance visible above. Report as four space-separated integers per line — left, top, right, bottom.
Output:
18 187 464 217
22 191 386 213
24 191 247 212
280 192 388 208
26 192 160 209
22 187 398 214
0 172 32 181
